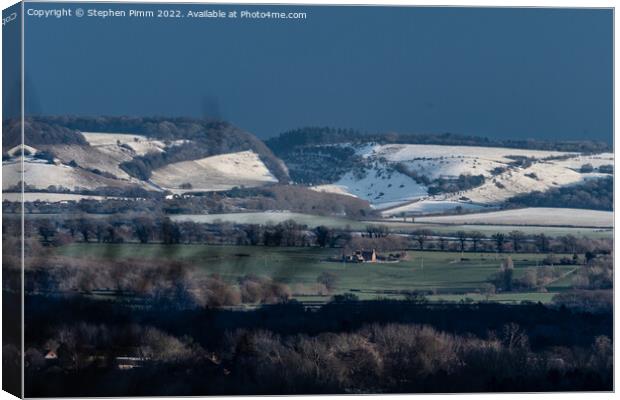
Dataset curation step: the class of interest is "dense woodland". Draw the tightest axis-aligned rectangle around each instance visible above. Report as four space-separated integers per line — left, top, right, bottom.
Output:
3 288 612 396
279 146 362 184
2 118 87 148
266 127 612 156
506 176 613 211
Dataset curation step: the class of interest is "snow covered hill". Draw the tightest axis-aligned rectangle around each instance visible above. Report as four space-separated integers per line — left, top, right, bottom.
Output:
150 150 278 193
2 157 143 192
311 143 613 213
6 132 280 196
311 163 427 208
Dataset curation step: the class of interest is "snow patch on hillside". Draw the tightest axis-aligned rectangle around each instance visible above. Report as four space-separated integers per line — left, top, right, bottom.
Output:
442 161 608 204
47 144 134 180
2 159 141 191
150 150 277 193
383 200 487 216
313 163 427 209
315 143 612 213
309 184 358 198
82 132 188 156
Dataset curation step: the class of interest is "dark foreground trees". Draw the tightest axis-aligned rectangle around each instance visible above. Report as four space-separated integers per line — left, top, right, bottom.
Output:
22 295 612 396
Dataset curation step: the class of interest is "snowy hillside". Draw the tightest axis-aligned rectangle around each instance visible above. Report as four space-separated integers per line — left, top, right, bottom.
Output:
310 143 613 213
82 132 188 157
150 150 278 193
312 163 427 208
2 157 143 192
6 132 280 196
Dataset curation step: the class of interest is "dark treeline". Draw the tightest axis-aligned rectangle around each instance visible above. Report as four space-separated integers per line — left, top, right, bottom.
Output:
10 213 613 257
7 213 612 256
387 163 487 195
280 146 362 184
266 127 611 156
2 185 160 199
18 292 612 396
405 228 611 256
13 215 353 248
2 118 87 149
506 176 613 211
428 174 485 195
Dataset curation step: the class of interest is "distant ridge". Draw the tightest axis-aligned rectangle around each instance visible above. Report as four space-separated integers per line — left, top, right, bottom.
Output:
3 116 290 183
266 127 611 156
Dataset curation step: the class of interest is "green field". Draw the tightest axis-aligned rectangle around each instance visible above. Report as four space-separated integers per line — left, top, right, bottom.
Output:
57 243 577 303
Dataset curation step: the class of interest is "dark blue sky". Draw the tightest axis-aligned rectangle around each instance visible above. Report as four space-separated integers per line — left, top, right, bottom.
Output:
24 4 612 141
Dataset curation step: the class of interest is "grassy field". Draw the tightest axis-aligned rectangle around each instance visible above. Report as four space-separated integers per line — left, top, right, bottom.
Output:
57 243 577 303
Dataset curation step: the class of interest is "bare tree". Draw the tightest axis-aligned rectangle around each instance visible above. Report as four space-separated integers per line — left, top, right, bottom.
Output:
508 231 524 252
456 231 467 252
470 231 485 252
413 230 431 250
492 233 506 253
134 216 155 244
317 271 338 292
536 233 550 253
314 226 332 248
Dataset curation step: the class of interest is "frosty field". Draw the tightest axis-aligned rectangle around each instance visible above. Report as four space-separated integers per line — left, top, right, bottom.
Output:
416 207 614 228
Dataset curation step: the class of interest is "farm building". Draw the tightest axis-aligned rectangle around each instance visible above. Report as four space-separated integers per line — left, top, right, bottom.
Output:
343 249 378 263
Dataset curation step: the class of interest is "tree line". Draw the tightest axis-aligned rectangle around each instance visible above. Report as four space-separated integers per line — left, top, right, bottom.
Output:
19 293 612 396
12 215 612 261
266 126 611 157
506 176 612 211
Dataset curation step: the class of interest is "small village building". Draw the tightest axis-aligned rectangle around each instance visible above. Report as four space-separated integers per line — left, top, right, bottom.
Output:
343 249 378 263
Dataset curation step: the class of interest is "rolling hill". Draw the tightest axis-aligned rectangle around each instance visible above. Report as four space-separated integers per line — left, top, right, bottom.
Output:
4 119 613 220
265 127 614 215
306 143 612 213
3 116 289 195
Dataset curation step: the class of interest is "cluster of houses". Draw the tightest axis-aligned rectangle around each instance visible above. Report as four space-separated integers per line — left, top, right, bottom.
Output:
340 249 403 264
342 249 378 263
